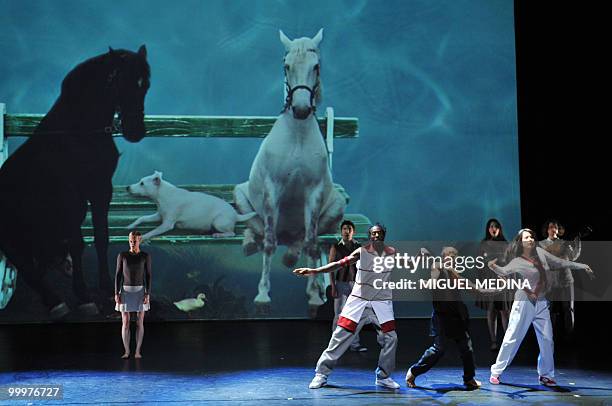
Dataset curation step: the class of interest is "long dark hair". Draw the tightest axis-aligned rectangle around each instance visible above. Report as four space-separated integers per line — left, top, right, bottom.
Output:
483 218 506 241
505 228 536 261
541 219 559 239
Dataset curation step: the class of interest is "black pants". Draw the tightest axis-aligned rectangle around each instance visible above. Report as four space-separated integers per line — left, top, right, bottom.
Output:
410 317 476 382
549 284 575 336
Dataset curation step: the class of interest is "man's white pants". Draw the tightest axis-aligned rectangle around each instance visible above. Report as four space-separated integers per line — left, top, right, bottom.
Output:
491 298 554 378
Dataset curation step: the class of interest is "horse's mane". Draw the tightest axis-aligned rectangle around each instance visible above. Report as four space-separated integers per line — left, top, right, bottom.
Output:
62 49 150 96
36 49 149 135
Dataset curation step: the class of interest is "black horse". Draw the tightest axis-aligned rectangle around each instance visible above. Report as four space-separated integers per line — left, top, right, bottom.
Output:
0 45 150 318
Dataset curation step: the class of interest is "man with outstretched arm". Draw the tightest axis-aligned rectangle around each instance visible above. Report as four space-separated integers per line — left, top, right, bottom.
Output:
294 224 400 390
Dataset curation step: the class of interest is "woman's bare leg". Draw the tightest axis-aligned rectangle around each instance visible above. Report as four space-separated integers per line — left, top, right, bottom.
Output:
135 311 145 358
121 312 131 358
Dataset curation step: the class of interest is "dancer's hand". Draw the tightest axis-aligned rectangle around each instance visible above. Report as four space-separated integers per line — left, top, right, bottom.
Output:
488 258 498 270
143 294 150 304
584 266 595 279
293 268 316 276
115 294 121 304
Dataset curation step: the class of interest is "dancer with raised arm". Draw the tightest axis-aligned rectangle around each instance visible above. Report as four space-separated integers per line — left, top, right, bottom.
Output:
405 247 483 390
487 228 594 386
294 224 399 390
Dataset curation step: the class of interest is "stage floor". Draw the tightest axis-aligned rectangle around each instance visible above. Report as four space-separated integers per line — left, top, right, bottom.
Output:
1 319 611 405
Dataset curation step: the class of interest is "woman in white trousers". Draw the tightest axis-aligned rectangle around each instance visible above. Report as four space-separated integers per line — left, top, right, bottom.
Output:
487 228 594 386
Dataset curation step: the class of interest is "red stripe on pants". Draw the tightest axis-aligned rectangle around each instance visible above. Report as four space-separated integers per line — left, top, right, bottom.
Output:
381 320 396 333
337 316 357 332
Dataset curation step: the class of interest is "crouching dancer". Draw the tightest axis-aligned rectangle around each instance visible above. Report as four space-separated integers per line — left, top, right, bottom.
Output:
406 247 486 390
293 224 399 390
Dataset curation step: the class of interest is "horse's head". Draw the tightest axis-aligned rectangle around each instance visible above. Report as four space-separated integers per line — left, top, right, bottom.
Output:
107 45 150 142
280 29 323 120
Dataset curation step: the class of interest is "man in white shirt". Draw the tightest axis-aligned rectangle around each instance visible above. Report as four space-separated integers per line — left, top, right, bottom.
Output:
294 224 399 390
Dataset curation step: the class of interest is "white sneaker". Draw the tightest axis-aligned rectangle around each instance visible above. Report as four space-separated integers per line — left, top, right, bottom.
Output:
375 376 400 389
309 373 327 389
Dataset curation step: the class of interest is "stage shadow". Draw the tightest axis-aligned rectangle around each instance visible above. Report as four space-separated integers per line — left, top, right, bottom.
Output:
323 384 400 393
482 382 577 400
501 382 572 393
401 383 479 399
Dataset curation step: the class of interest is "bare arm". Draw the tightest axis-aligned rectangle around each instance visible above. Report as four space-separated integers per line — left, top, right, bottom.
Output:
294 247 360 276
329 245 337 288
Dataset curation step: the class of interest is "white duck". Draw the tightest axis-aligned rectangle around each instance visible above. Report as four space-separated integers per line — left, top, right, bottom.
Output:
174 293 206 314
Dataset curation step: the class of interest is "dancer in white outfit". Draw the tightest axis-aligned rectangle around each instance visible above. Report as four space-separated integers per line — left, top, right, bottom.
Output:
487 228 594 386
294 224 400 390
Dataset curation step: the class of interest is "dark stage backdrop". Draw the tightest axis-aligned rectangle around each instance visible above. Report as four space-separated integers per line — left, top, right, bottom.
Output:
0 0 519 321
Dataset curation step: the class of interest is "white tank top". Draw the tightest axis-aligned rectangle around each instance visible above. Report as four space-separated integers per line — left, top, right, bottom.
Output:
351 246 394 301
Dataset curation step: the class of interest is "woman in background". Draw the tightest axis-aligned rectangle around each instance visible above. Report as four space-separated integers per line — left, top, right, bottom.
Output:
476 219 511 350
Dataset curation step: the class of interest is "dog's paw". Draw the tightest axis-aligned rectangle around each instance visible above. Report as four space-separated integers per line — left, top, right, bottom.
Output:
126 222 137 230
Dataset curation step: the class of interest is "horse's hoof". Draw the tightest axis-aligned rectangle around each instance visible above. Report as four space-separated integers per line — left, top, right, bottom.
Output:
254 302 271 315
77 302 99 316
243 241 260 257
282 252 299 268
307 304 321 319
304 242 321 259
49 302 71 320
254 292 271 305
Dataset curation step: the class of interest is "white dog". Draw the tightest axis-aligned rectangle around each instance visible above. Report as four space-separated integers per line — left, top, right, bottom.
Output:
126 171 256 240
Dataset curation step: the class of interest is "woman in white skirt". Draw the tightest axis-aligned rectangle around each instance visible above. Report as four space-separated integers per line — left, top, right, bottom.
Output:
487 228 594 386
115 231 152 359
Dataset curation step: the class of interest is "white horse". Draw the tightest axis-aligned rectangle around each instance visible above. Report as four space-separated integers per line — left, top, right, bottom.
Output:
234 29 346 312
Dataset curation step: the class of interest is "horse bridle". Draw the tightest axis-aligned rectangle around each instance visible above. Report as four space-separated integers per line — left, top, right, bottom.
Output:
106 68 144 134
283 83 319 114
282 60 320 114
30 69 121 136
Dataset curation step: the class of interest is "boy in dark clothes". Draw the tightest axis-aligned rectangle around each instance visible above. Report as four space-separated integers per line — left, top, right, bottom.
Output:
406 247 482 389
